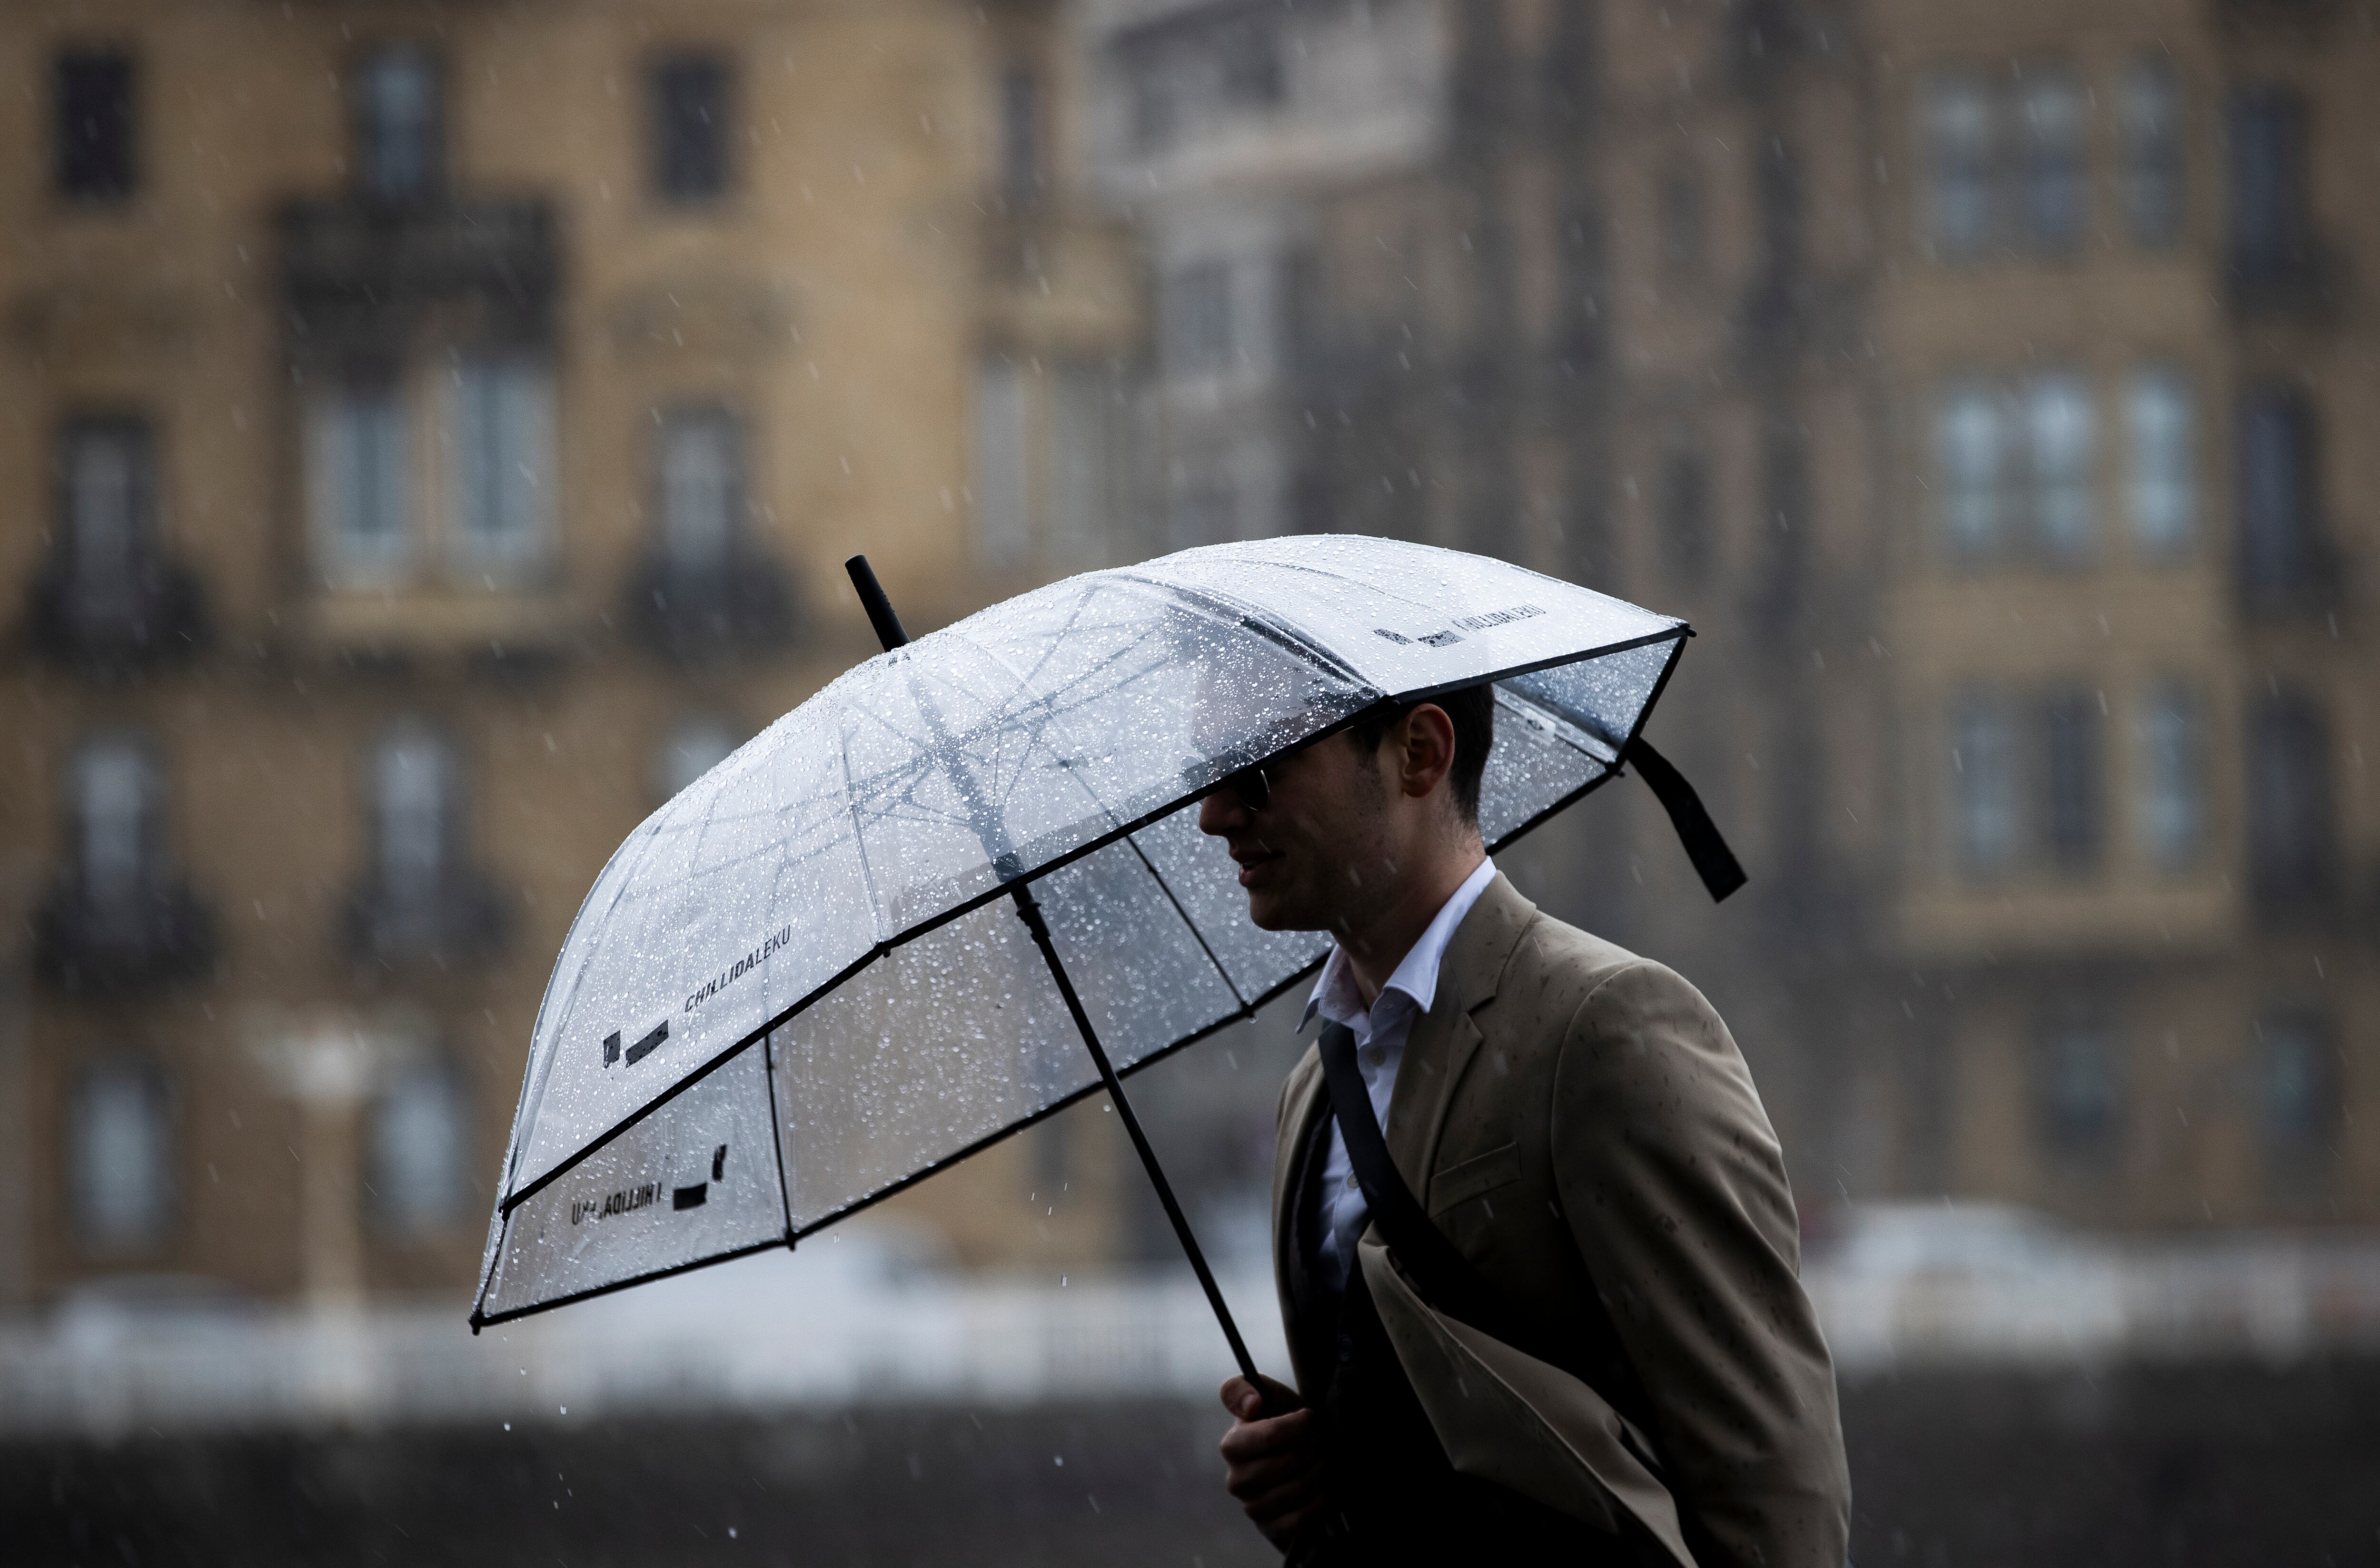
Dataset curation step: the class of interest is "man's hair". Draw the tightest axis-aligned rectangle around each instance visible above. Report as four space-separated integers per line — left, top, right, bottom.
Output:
1345 682 1496 827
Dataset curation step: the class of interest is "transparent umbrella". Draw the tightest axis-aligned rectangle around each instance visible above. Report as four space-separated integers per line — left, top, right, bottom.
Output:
470 536 1738 1389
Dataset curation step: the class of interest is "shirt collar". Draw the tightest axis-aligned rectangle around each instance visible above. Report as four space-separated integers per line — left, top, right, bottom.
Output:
1301 857 1497 1033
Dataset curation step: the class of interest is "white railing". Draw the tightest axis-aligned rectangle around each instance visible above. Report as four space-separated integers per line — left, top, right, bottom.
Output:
8 1215 2380 1438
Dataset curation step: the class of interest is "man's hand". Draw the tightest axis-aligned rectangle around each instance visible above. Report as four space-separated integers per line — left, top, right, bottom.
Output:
1219 1375 1327 1548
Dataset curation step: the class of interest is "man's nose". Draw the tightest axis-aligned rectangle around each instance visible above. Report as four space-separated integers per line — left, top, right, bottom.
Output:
1197 789 1244 837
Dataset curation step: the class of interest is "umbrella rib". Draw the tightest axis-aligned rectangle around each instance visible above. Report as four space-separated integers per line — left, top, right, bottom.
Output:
1121 828 1250 1012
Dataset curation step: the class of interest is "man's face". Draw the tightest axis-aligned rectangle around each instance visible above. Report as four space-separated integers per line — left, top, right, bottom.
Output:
1195 732 1396 935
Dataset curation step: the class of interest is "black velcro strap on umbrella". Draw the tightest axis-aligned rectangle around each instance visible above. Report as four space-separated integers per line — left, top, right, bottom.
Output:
1622 737 1746 903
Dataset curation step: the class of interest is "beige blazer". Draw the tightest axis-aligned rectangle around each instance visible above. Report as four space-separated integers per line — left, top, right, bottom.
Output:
1270 873 1850 1568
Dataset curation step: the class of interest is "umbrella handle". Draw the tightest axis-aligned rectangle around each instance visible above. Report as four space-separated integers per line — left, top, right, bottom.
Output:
1009 884 1286 1418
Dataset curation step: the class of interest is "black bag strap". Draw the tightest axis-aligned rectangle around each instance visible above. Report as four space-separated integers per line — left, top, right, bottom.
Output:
1316 1021 1662 1454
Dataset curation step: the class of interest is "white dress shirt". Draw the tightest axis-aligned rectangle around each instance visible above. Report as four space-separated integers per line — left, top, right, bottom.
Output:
1300 856 1498 1292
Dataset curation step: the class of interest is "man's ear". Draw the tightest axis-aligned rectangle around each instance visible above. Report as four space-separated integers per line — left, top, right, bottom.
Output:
1398 703 1458 801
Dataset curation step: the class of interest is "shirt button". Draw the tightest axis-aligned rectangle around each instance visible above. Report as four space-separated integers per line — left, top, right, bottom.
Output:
1344 1174 1360 1190
1337 1333 1356 1364
1362 1046 1386 1068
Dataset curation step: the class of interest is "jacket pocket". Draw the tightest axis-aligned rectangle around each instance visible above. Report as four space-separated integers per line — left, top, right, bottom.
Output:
1426 1141 1521 1216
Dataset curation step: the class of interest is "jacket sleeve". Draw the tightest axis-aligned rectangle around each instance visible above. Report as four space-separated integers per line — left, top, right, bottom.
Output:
1549 960 1849 1568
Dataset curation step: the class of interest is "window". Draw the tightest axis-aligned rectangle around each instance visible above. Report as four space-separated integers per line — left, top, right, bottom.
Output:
2247 688 2332 905
2227 86 2310 283
2039 689 2103 872
56 52 135 201
1657 168 1707 276
1936 381 2008 559
447 358 555 578
972 362 1031 568
1952 695 2020 876
71 1059 173 1253
658 715 742 801
2237 383 2322 601
2024 371 2096 562
2019 69 2087 256
1278 249 1324 369
1921 73 1994 260
1130 65 1176 155
1165 260 1234 378
2135 683 2206 872
1938 373 2099 563
71 735 159 910
374 725 458 910
308 379 413 585
1049 369 1115 567
60 419 155 596
1658 444 1712 587
1216 17 1284 108
2035 1012 2122 1159
656 408 744 575
2256 1010 2338 1169
1755 426 1808 621
653 54 731 202
354 46 441 203
2125 368 2196 557
1171 480 1236 552
2118 56 2184 248
369 1060 471 1236
1001 62 1041 204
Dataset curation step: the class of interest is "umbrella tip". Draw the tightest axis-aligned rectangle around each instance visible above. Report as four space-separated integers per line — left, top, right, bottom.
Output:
845 554 911 652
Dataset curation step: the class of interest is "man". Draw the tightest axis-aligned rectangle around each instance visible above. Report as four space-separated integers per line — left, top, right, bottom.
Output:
1198 685 1849 1566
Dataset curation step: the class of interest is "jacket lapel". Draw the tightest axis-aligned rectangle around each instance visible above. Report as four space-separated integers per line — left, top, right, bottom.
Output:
1271 1045 1328 1307
1383 872 1538 1196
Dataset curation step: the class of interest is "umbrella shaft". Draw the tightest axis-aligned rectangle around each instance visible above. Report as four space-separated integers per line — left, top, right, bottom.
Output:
1008 885 1270 1401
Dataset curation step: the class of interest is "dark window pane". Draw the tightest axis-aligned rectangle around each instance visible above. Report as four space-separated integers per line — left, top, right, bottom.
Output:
1658 168 1706 275
2040 689 2103 871
56 52 135 201
354 46 442 202
2257 1010 2339 1166
1165 260 1233 376
2228 86 2309 281
2237 383 2321 598
1922 73 1993 259
2035 1012 2122 1158
59 418 155 593
1001 62 1041 203
654 55 731 201
2248 688 2333 905
657 407 746 572
1658 444 1711 587
2021 69 2087 255
1217 18 1282 108
2119 56 2185 248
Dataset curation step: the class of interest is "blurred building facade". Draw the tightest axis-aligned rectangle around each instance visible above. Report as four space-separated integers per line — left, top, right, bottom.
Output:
1083 0 2374 1230
0 0 1143 1309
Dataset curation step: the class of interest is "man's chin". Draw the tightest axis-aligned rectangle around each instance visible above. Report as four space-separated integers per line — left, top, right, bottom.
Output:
1243 892 1327 935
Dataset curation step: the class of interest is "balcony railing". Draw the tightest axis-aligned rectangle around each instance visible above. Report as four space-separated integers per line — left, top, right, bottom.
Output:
621 548 803 663
278 198 560 353
23 555 207 676
2227 237 2343 321
32 876 215 996
342 871 507 969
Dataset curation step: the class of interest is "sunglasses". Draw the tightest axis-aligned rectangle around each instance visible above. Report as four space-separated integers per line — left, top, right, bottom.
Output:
1218 763 1271 813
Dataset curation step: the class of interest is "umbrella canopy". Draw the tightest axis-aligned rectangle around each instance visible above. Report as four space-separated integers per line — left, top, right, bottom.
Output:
473 537 1695 1329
